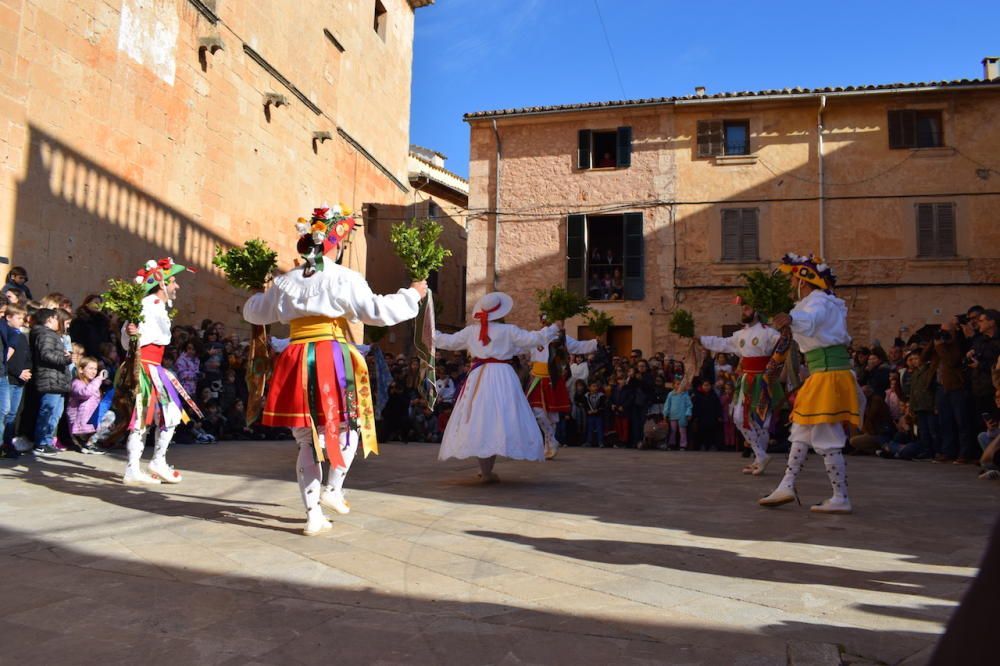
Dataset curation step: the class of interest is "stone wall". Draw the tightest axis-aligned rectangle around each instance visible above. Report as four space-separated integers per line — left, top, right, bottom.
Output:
0 0 421 332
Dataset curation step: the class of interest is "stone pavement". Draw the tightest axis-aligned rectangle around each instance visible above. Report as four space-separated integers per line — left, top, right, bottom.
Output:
1 442 998 665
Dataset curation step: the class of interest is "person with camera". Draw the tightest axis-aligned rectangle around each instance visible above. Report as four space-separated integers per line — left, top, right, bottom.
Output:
968 309 1000 418
65 356 107 454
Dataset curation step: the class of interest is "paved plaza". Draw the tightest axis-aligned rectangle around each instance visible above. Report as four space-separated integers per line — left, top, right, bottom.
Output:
1 441 998 665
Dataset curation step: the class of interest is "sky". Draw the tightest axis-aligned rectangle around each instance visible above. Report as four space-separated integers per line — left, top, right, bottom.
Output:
409 0 997 179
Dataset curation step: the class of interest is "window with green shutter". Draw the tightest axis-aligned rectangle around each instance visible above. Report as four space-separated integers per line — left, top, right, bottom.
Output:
577 127 632 170
565 213 644 301
916 203 956 257
721 208 759 262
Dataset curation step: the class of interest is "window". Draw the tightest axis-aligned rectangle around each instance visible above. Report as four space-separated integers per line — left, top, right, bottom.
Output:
916 203 956 257
577 127 632 169
427 200 440 218
888 110 943 149
373 0 387 40
697 120 751 157
566 212 644 300
721 208 759 262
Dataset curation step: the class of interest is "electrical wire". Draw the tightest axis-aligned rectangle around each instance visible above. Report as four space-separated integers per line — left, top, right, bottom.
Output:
593 0 627 99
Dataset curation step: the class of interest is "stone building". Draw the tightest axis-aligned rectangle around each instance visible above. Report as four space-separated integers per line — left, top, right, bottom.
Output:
464 60 1000 357
364 145 469 354
0 0 432 331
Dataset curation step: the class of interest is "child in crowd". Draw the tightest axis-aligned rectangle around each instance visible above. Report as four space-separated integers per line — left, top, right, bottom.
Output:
720 382 737 449
610 375 631 446
662 378 692 450
583 381 607 447
691 378 724 450
1 304 30 456
66 356 107 454
175 342 201 396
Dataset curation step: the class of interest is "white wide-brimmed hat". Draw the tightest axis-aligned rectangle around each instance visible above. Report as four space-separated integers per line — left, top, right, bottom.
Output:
471 292 513 322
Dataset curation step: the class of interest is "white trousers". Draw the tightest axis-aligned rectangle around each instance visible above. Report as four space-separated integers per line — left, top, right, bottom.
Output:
775 422 849 501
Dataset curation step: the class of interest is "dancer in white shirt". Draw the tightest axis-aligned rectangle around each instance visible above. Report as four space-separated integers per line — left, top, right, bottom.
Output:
244 206 425 535
434 292 560 481
699 298 782 475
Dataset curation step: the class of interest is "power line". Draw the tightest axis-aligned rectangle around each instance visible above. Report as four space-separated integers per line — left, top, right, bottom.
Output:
593 0 627 99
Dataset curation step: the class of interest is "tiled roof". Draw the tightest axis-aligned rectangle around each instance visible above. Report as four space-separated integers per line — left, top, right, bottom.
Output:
464 78 1000 120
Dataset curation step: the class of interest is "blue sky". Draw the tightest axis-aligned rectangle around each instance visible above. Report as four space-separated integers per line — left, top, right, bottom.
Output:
409 0 996 178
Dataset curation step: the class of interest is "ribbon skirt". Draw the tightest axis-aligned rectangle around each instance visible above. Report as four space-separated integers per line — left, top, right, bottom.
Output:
134 361 202 430
263 339 377 467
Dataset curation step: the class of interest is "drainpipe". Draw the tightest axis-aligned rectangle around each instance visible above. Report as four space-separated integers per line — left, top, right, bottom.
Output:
817 94 826 258
491 119 502 289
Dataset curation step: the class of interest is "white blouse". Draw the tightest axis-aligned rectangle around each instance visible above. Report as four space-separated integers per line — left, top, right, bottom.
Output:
243 263 420 327
701 322 781 358
435 323 560 360
122 294 172 348
789 290 852 352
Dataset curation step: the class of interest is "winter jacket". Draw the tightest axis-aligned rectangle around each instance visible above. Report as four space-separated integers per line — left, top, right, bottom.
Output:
933 337 965 392
68 310 112 358
30 325 71 394
662 389 693 426
691 388 723 426
66 376 102 434
5 327 30 385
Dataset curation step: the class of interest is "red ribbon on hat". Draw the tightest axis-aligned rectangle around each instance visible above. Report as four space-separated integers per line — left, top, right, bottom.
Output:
474 302 503 345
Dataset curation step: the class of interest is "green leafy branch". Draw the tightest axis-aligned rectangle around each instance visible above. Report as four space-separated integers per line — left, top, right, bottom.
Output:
737 270 794 319
535 286 590 323
584 309 615 337
100 279 146 330
213 239 278 291
669 308 696 338
390 218 451 282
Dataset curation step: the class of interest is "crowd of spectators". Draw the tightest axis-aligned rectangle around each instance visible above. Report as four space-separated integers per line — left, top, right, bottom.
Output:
3 263 999 484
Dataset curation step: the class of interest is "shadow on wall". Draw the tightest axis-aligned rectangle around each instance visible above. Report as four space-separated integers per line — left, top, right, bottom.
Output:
12 125 240 323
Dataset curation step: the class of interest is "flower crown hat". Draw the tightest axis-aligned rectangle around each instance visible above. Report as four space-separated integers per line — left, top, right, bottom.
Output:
777 253 836 292
295 204 356 276
134 257 193 294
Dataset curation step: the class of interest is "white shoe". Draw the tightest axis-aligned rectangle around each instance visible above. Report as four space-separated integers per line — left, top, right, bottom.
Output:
752 455 772 476
811 497 853 514
148 459 183 484
123 467 161 486
545 445 558 460
320 489 351 515
303 514 333 536
758 486 799 507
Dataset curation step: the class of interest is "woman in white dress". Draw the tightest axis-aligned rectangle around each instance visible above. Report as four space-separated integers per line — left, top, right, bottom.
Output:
434 292 561 481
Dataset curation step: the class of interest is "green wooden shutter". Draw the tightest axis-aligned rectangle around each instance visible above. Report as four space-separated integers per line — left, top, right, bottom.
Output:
616 126 632 167
721 209 740 261
916 203 935 257
740 209 759 260
623 212 644 300
578 130 592 169
697 120 723 157
567 214 586 297
935 203 956 256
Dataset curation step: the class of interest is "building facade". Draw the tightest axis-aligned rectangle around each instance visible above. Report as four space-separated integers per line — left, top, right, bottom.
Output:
465 62 1000 356
364 145 469 354
0 0 432 329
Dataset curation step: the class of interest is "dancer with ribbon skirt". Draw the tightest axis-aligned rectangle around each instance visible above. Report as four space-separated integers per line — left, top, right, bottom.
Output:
243 206 426 536
434 292 561 482
120 258 201 486
698 297 783 475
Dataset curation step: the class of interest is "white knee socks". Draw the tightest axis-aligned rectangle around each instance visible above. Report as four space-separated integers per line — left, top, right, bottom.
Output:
777 441 809 491
294 431 323 518
126 429 145 472
324 430 359 496
820 450 849 502
151 426 176 465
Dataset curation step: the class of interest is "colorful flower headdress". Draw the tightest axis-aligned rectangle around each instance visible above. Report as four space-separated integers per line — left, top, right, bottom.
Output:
295 204 357 276
777 253 836 292
134 257 193 294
